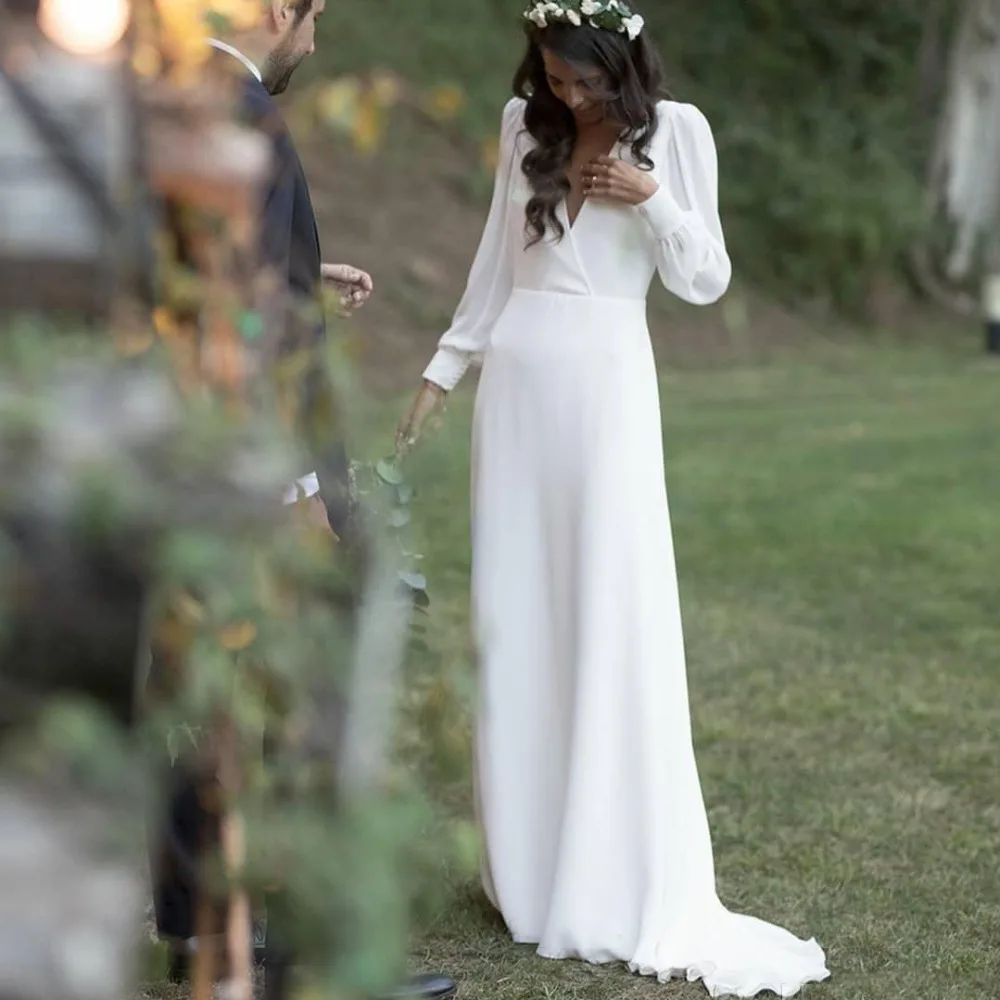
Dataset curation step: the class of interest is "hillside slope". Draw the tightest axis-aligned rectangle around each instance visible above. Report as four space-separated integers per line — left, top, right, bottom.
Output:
298 118 823 394
305 0 931 313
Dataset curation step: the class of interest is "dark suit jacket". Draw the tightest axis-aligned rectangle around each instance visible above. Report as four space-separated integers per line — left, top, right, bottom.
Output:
241 75 323 304
239 73 352 535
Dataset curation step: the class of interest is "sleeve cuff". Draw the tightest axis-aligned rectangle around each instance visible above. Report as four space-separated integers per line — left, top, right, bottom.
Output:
283 471 320 506
636 184 688 240
422 347 471 393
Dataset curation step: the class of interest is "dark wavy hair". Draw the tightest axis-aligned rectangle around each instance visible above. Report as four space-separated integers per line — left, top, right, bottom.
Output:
512 12 668 246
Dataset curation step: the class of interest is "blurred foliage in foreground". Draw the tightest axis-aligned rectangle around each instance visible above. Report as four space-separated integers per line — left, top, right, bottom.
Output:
309 0 936 311
0 325 470 997
1 3 479 997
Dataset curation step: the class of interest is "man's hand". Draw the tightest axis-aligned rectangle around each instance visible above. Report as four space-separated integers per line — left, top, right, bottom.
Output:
321 263 373 310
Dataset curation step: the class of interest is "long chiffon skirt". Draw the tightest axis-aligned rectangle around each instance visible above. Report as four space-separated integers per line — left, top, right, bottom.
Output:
468 288 829 998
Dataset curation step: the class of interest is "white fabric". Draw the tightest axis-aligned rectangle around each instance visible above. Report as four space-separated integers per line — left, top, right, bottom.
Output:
282 472 321 506
207 39 319 506
207 38 262 82
424 98 830 997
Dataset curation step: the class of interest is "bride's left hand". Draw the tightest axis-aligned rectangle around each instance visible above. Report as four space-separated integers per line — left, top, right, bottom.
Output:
583 156 659 206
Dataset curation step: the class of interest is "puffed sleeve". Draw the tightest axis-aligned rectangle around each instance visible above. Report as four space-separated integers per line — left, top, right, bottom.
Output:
421 98 524 391
636 102 731 305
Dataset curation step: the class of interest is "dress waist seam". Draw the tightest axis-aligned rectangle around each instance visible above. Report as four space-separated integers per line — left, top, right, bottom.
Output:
510 286 645 306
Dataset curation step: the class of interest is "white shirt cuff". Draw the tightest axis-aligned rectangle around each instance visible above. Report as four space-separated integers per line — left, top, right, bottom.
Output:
422 347 471 393
636 184 688 240
283 472 320 505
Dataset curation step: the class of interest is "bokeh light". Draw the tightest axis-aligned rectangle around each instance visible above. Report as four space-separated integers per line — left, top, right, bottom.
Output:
38 0 131 56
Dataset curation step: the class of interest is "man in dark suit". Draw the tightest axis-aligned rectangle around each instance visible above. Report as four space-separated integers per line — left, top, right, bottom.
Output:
150 4 456 999
210 2 369 536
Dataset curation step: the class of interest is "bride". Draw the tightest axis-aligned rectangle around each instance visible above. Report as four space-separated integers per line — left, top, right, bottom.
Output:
397 2 830 996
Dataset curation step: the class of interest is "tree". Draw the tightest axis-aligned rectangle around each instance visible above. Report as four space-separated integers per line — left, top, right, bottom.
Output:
913 0 1000 325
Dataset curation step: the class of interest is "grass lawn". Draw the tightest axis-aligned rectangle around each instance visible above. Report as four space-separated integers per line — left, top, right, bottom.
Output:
136 342 999 1000
393 342 1000 1000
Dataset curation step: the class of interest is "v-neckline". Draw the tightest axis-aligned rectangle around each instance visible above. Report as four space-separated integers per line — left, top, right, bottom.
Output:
565 136 623 231
565 195 588 232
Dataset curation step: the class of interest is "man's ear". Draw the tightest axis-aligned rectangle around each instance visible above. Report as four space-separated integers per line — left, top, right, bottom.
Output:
266 0 292 34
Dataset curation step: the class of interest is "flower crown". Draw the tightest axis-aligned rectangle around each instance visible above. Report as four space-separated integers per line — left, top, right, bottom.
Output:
522 1 645 41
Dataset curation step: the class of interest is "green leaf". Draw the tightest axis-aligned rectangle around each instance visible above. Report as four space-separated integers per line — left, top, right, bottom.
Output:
388 507 412 529
376 459 403 485
399 570 428 591
408 634 431 655
239 310 265 341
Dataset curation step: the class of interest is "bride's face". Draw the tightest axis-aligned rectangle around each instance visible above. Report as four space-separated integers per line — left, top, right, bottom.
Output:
540 47 608 125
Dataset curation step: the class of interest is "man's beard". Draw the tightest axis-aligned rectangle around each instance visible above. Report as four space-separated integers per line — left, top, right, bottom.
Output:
261 36 305 95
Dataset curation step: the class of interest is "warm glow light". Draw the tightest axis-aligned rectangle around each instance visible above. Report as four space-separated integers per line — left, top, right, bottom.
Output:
38 0 131 56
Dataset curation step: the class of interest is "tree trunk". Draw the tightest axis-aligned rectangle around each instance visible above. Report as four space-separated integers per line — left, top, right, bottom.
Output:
933 0 1000 280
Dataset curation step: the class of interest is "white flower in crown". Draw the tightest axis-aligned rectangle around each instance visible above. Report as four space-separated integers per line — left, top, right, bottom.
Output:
565 8 582 25
526 3 547 26
580 0 603 14
622 13 644 39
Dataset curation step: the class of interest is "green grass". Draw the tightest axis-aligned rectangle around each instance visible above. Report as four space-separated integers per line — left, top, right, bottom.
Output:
135 342 1000 1000
390 342 1000 1000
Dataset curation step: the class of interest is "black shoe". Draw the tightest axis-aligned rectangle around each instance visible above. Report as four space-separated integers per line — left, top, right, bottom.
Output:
375 973 457 1000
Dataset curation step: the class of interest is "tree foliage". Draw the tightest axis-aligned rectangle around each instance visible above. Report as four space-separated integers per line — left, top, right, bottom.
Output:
316 0 935 309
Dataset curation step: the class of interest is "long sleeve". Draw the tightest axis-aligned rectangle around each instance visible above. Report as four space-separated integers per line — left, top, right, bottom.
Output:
422 98 524 391
636 102 731 305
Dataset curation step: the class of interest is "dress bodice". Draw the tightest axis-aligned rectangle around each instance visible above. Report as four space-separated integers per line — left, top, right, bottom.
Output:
423 98 731 391
508 134 658 302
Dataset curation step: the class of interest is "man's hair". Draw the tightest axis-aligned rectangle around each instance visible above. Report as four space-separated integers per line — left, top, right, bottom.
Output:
292 0 315 23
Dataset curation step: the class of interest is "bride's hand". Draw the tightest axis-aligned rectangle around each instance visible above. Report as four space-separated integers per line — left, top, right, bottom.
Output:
583 155 659 206
396 380 446 458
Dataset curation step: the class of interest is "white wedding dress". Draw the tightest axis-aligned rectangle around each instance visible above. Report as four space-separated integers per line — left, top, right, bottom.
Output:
421 97 830 998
